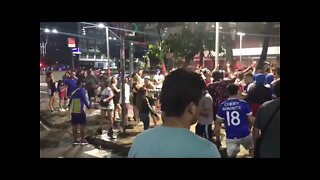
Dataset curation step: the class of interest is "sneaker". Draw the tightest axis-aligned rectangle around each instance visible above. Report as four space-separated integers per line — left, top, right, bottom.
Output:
137 121 143 126
95 128 103 135
81 140 89 145
73 140 81 145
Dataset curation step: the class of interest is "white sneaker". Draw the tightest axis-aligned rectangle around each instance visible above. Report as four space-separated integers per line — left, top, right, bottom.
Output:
138 122 143 126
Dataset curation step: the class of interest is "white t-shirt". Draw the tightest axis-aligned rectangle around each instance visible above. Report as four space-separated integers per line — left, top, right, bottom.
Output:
100 87 114 110
198 92 213 125
153 74 165 89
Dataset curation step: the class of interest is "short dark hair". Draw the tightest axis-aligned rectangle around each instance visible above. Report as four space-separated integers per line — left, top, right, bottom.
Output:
77 80 85 87
212 70 220 82
227 84 239 96
274 80 280 98
160 68 206 117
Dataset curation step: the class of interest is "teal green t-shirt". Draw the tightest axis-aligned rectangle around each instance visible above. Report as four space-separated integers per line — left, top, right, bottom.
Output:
128 126 221 158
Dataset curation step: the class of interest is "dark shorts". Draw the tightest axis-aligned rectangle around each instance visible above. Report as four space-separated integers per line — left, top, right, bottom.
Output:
71 113 87 125
47 89 55 97
113 93 120 104
132 93 137 106
195 123 213 141
139 113 150 130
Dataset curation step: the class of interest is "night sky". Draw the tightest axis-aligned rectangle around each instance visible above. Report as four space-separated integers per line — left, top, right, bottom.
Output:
40 22 148 67
40 22 79 66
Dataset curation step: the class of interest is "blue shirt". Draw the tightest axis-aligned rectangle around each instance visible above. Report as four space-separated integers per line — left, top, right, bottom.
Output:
128 126 220 158
69 87 90 114
64 77 78 97
216 98 252 139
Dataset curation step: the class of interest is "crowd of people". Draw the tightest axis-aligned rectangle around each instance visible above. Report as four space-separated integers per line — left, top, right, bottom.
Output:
129 61 280 158
45 60 280 158
45 68 165 144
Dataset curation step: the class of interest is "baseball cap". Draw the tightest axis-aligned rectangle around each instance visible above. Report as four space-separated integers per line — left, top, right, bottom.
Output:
254 73 266 84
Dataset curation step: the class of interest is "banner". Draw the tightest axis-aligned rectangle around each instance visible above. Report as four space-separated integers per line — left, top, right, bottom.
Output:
68 38 76 47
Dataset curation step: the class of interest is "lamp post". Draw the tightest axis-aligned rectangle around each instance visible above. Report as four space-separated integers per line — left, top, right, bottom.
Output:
40 28 58 66
237 32 245 65
215 22 219 69
82 23 120 78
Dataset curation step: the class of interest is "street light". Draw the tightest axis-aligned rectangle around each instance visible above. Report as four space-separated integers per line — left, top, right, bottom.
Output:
215 22 220 69
98 23 105 28
41 28 58 65
82 23 120 77
237 32 245 65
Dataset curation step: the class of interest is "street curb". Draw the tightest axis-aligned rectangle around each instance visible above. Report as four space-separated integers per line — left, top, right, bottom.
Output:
40 110 71 129
85 136 131 157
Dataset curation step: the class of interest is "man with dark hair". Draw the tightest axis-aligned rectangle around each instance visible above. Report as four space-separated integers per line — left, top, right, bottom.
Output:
253 80 280 158
64 71 78 110
128 68 220 158
85 70 99 106
214 84 254 158
207 70 232 123
69 80 91 145
245 73 272 118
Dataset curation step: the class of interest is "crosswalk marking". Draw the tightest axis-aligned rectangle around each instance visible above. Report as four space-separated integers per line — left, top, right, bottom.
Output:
83 149 111 158
40 121 50 131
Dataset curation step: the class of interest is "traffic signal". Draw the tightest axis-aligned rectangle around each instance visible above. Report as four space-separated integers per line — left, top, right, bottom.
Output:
132 23 138 32
126 23 138 37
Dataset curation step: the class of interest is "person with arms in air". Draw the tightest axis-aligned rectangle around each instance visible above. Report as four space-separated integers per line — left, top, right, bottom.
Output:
214 84 254 158
128 68 220 158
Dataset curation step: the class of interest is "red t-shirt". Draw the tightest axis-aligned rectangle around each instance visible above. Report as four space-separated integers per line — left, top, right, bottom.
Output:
58 85 67 98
